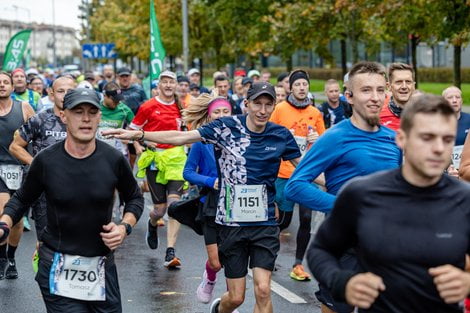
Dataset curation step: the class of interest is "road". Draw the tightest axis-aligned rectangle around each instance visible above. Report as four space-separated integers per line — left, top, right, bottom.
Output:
0 192 325 313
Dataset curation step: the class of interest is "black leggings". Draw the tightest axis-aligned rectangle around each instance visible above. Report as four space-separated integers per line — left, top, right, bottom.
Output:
295 205 312 263
278 206 312 263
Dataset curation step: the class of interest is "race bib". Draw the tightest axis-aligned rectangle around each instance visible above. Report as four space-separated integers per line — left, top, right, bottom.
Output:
294 136 308 159
452 145 464 170
49 253 106 301
0 164 23 190
226 185 268 222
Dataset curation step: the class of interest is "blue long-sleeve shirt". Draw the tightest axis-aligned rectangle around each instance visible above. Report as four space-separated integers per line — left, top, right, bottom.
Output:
285 119 402 213
183 142 218 202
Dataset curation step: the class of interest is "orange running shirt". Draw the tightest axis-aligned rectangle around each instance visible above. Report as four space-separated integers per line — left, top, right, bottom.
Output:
270 100 325 178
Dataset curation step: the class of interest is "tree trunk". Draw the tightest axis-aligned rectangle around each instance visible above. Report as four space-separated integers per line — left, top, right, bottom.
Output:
453 44 461 89
199 57 204 85
286 55 293 72
411 35 419 89
340 39 347 77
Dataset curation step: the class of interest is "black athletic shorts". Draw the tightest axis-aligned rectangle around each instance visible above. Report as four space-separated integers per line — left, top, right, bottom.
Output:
315 250 357 313
203 216 218 245
36 244 122 313
127 143 136 155
217 225 280 279
0 178 14 195
146 169 184 204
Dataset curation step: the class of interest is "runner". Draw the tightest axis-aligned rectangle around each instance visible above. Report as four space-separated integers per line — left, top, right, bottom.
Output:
9 76 76 238
0 71 35 280
130 70 186 268
270 69 325 282
285 61 402 313
96 81 134 157
11 68 41 112
181 94 232 304
102 82 301 313
379 63 415 131
318 79 352 129
0 87 143 312
309 94 470 313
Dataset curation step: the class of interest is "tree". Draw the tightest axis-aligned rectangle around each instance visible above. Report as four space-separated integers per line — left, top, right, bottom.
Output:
437 0 470 88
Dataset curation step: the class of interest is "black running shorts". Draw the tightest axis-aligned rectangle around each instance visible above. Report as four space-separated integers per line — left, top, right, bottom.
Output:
217 225 280 279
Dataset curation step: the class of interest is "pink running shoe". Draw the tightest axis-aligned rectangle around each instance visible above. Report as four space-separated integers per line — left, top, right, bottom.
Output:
196 270 216 303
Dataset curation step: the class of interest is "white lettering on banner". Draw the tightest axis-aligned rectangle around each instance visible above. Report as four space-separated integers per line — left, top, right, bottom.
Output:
0 164 23 190
50 253 106 301
452 145 463 170
227 184 268 222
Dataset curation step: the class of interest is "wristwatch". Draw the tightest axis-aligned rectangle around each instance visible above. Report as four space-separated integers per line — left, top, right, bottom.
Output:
120 222 132 236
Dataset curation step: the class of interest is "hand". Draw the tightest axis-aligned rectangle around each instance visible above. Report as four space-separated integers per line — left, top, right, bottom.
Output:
345 272 385 309
213 178 219 190
101 128 139 140
429 264 470 303
447 165 459 178
100 222 126 250
146 142 158 149
135 144 144 155
306 130 319 144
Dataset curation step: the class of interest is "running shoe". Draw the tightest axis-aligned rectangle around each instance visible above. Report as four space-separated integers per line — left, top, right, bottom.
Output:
23 216 31 231
289 264 311 281
156 218 165 227
146 219 158 250
209 298 221 313
197 270 216 303
5 259 18 279
164 247 181 268
0 258 7 280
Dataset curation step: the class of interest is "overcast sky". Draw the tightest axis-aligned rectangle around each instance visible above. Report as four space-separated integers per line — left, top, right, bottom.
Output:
1 0 82 30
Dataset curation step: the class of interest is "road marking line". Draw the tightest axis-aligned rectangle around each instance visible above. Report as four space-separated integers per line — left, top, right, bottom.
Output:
248 270 307 304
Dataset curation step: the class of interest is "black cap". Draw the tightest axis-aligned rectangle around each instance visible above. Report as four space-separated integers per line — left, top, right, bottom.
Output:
277 72 289 82
63 88 101 110
117 67 132 76
177 75 190 84
247 82 276 101
242 77 253 86
189 83 200 90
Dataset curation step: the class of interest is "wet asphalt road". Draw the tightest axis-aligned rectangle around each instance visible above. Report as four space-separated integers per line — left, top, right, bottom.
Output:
0 193 324 313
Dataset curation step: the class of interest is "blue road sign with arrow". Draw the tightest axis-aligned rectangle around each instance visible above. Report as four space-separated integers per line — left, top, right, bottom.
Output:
82 43 117 59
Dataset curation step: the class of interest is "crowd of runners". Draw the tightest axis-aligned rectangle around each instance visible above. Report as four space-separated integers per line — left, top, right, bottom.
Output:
0 61 469 313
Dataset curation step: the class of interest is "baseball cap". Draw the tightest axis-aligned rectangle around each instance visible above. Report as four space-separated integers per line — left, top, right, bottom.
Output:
25 68 39 76
84 71 95 81
247 69 261 78
117 67 132 76
159 70 177 80
241 77 253 86
187 68 200 76
247 82 276 101
63 88 100 110
177 75 190 84
189 83 200 91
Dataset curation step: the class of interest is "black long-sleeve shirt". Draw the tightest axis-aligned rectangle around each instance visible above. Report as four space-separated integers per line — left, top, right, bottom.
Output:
309 169 470 313
4 140 144 257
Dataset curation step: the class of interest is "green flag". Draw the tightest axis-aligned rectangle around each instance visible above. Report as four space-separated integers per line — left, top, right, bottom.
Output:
2 29 32 71
149 0 166 82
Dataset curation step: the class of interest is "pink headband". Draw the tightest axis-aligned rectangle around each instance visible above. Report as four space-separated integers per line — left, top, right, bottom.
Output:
11 68 25 76
208 98 231 115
